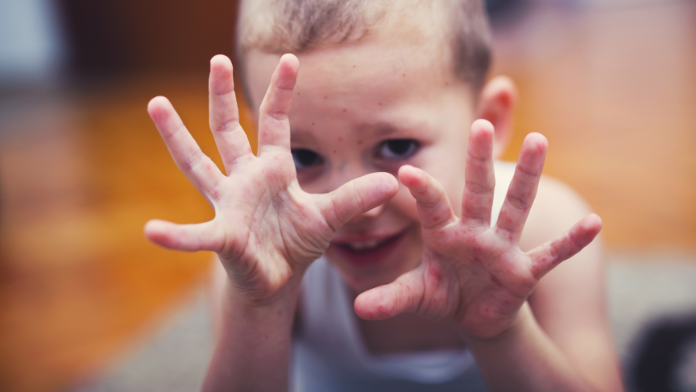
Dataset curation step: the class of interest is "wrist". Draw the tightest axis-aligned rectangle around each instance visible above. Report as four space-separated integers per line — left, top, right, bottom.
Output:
221 260 306 309
217 276 301 344
226 272 303 311
459 302 534 347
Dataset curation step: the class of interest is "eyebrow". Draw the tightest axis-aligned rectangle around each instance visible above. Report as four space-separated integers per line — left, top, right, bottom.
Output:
351 121 405 139
289 119 431 146
290 131 319 145
371 122 400 138
359 120 432 139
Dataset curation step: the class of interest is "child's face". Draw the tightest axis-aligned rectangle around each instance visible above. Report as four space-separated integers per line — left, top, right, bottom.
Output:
245 39 477 293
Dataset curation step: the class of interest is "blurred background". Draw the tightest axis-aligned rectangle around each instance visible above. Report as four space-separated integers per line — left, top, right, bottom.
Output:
0 0 694 391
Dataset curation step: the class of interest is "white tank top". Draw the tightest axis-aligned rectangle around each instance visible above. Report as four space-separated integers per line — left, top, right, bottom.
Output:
291 161 515 392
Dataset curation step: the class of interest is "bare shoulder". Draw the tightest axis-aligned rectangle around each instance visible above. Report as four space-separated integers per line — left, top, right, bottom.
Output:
522 175 597 248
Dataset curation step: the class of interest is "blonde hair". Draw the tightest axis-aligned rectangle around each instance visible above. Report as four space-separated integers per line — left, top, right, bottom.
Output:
236 0 491 91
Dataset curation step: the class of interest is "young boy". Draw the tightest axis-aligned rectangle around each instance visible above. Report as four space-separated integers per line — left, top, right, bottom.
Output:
144 0 623 391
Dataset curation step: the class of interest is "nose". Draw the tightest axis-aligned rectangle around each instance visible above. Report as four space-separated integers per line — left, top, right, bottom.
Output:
347 204 385 224
317 159 386 223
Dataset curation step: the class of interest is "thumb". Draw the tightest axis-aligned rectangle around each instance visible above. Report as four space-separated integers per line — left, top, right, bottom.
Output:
317 172 399 231
354 266 425 320
144 219 226 253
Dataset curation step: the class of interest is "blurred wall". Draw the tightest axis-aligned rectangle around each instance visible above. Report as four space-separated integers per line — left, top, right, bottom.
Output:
55 0 240 77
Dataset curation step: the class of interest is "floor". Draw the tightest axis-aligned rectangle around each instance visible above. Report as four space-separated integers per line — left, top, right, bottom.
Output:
70 252 696 392
0 1 694 391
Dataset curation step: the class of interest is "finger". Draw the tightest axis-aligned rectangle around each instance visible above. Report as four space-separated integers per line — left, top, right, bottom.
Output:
527 213 602 279
209 55 253 173
354 267 425 320
461 119 496 226
257 54 299 154
399 165 456 230
318 172 399 231
144 219 225 253
148 96 224 198
495 133 547 242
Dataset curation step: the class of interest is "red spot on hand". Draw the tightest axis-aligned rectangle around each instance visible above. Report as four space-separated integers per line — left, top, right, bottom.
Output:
338 136 343 142
312 122 315 126
324 96 327 99
427 266 442 284
357 140 362 145
342 108 347 113
402 74 406 77
490 274 503 288
378 102 383 106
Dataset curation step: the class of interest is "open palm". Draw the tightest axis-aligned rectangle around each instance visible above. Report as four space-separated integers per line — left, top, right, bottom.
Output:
355 120 602 339
145 54 398 303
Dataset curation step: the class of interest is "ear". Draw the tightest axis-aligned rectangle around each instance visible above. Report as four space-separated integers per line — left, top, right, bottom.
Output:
476 76 518 159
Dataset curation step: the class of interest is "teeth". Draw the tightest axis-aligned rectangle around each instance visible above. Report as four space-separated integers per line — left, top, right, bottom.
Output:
345 240 382 251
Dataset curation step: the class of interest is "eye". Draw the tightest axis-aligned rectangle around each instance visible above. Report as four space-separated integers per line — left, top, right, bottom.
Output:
291 149 323 170
377 139 419 160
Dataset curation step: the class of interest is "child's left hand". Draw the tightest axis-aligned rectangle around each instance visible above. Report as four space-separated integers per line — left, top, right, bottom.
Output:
354 119 603 340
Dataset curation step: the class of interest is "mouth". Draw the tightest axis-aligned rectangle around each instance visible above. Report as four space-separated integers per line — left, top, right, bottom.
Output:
329 228 410 267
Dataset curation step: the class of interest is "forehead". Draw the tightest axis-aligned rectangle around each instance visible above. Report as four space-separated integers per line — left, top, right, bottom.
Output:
253 23 464 95
245 36 468 111
247 45 472 149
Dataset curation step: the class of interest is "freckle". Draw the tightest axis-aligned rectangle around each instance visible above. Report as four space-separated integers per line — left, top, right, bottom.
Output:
445 82 449 86
353 65 356 68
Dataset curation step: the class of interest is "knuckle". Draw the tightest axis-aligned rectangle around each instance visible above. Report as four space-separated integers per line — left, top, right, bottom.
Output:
466 180 494 195
351 181 368 212
505 193 528 211
217 118 241 134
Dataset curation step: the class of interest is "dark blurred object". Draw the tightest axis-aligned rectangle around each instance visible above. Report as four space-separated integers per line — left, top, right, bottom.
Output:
55 0 240 77
486 0 531 26
630 314 696 392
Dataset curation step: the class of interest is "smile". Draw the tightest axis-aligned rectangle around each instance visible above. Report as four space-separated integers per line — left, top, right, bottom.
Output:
344 238 391 251
329 228 411 266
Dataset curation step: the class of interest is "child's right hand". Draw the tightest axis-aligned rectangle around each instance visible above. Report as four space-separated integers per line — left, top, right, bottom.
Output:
144 54 398 305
